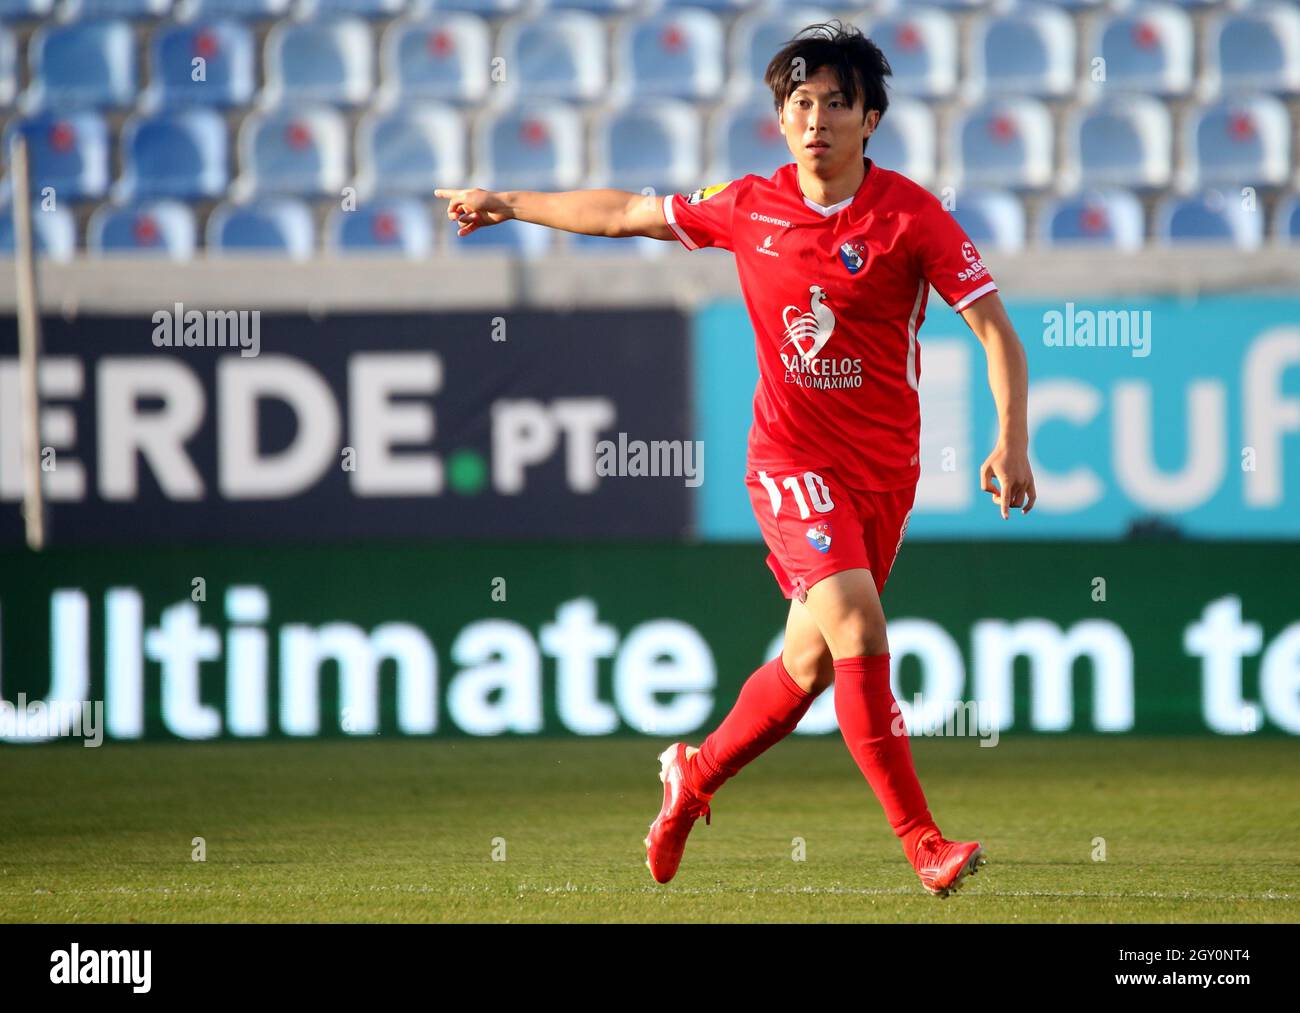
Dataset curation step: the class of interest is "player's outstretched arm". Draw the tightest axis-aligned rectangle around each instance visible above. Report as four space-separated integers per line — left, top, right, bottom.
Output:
433 187 674 241
960 291 1037 520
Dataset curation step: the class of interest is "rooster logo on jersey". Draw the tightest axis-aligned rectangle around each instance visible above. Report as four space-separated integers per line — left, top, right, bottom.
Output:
781 284 835 360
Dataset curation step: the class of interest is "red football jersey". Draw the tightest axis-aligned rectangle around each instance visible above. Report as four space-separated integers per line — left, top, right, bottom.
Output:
662 157 998 491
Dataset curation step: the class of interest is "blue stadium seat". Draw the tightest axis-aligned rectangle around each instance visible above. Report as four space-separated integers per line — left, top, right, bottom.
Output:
412 0 522 12
87 199 197 257
1210 5 1300 96
237 106 349 196
354 104 465 196
1090 5 1194 97
25 19 136 110
567 232 667 258
538 0 646 11
591 99 701 195
1070 96 1172 190
863 7 958 99
494 13 606 103
1155 191 1263 248
948 190 1025 253
884 0 986 8
969 4 1075 99
206 197 315 257
145 20 256 110
296 0 404 17
865 97 935 187
1185 96 1291 189
1274 194 1300 243
952 99 1054 190
0 28 16 107
659 0 755 10
116 108 228 200
0 204 77 261
263 18 373 107
1040 189 1145 251
60 0 171 17
709 98 789 180
614 10 725 101
3 112 110 199
726 9 835 99
174 0 291 18
327 198 432 257
445 216 552 256
378 15 490 104
0 0 56 16
473 101 583 190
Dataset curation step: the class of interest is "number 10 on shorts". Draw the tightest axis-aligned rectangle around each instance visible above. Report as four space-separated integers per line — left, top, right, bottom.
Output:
757 470 834 520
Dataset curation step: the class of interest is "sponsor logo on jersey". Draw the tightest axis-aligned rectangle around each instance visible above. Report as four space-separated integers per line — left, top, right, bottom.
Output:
687 181 731 205
756 234 779 257
839 239 868 274
777 284 864 389
806 522 832 553
750 211 792 228
957 240 989 283
780 284 835 360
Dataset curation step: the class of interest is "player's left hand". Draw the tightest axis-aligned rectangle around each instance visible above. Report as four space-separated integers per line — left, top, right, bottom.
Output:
979 443 1036 520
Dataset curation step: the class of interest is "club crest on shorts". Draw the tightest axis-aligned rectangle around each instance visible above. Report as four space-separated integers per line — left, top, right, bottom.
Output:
839 239 868 274
806 522 832 553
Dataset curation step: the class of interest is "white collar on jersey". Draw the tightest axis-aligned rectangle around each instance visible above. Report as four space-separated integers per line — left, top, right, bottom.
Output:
802 193 856 217
799 159 871 217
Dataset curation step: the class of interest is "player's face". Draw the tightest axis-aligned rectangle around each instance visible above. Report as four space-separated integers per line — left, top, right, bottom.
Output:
778 67 880 177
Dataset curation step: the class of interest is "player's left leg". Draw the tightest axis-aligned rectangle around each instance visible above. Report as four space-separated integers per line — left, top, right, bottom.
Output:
803 567 985 896
800 482 985 895
801 566 939 853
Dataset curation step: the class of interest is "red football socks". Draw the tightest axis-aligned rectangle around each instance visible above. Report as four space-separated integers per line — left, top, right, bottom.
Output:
689 655 817 796
833 653 939 864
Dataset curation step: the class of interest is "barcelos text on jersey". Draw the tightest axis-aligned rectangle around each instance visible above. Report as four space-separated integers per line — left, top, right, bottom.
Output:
776 283 863 389
780 352 864 389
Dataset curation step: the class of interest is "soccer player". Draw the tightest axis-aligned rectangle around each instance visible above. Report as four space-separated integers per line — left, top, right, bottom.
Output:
435 21 1036 897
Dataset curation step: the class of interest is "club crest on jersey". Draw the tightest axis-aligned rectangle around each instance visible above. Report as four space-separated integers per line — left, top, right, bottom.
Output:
687 181 730 205
839 239 868 274
806 523 832 554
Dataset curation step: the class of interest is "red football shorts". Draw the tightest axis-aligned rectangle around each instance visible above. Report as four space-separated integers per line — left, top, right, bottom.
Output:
745 467 916 602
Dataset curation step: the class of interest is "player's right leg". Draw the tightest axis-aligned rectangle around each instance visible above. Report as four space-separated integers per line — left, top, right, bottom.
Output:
781 596 837 695
644 600 830 884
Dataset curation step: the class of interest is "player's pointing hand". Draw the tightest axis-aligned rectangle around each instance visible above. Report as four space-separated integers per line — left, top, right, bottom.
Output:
433 187 515 237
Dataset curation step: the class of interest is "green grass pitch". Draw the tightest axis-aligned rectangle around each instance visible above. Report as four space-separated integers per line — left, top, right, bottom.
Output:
2 736 1297 923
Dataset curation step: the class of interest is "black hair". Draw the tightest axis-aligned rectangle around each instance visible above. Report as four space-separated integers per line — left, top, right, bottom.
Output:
763 21 892 152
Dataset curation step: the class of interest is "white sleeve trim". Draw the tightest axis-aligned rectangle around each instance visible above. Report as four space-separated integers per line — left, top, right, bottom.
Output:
662 193 698 251
952 281 998 312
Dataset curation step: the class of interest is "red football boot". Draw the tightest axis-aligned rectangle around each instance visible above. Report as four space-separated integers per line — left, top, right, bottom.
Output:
911 832 986 897
644 743 713 884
